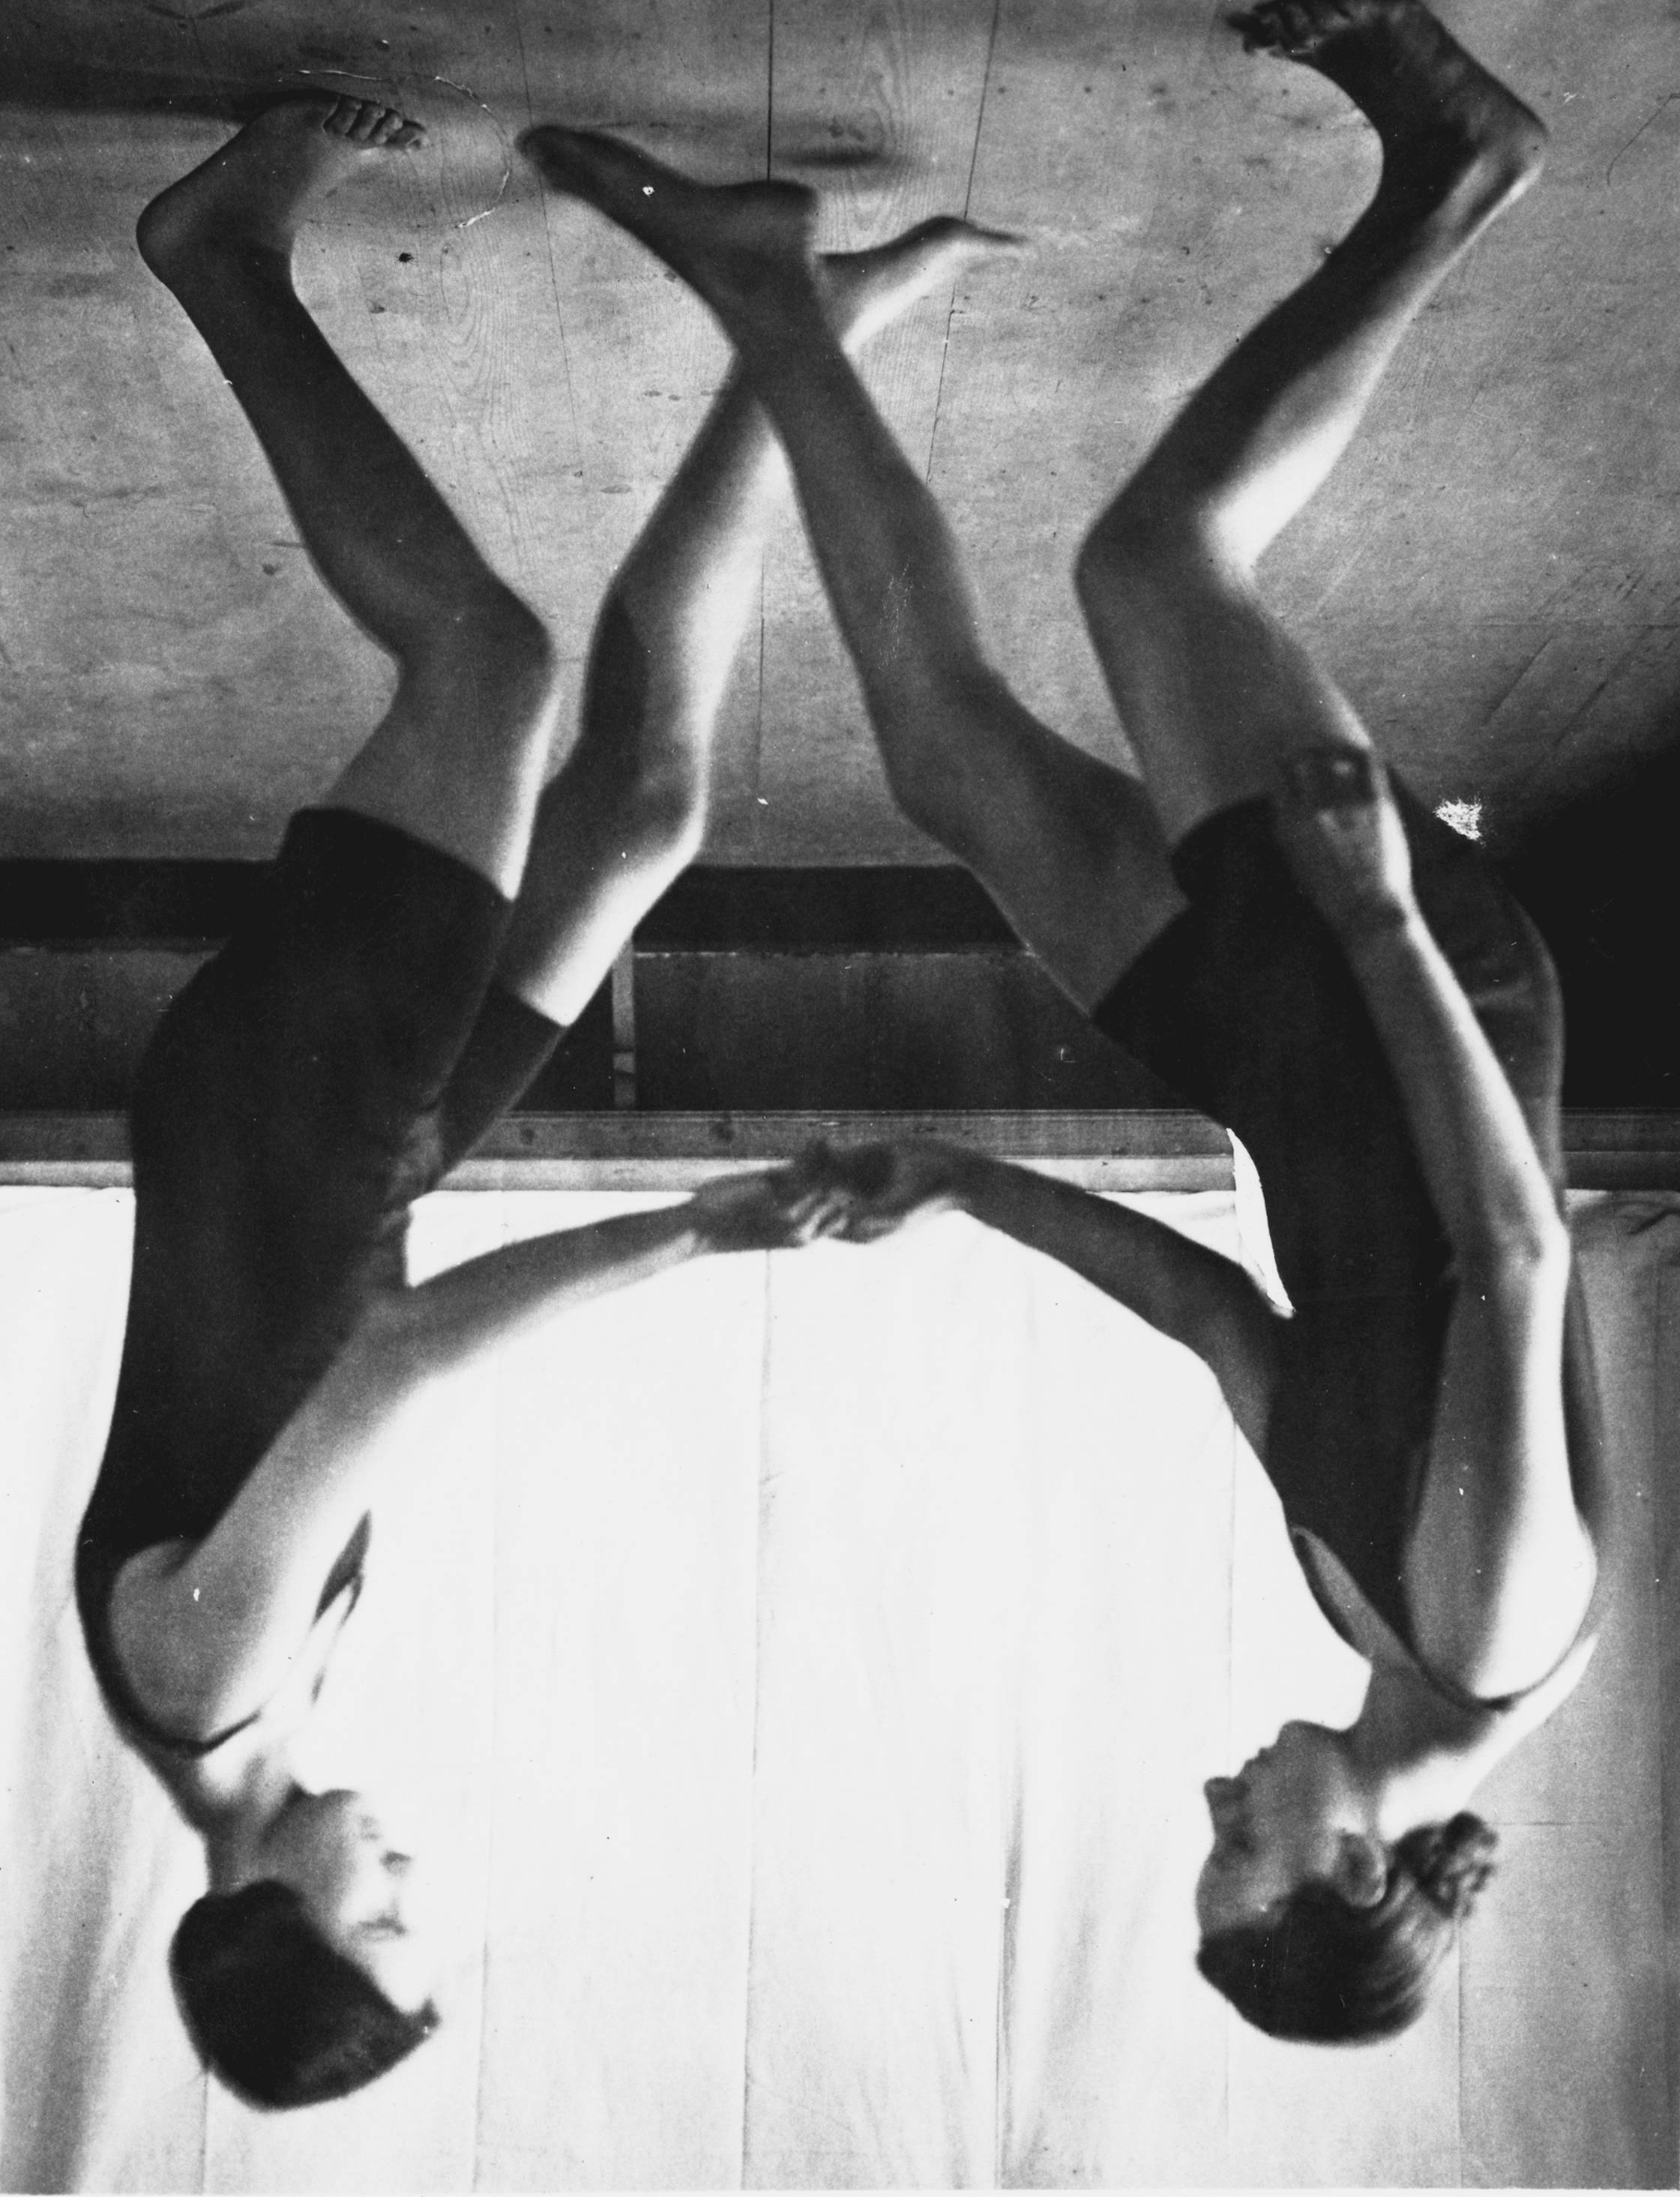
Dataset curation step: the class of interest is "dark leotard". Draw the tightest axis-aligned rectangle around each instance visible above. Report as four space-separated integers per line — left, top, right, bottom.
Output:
76 809 563 1757
1091 782 1609 1676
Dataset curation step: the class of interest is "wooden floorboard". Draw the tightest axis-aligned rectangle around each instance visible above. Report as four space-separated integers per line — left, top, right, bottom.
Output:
10 1 1678 862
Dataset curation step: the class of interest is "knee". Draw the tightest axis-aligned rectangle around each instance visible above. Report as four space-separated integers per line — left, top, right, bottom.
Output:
1076 494 1205 614
1075 498 1247 678
424 587 561 717
618 752 708 873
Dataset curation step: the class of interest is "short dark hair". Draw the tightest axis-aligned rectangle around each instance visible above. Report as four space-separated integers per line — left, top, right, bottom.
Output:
1196 1813 1498 2043
169 1880 439 2109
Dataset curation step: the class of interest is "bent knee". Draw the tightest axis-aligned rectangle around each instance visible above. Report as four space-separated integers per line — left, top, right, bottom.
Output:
1076 498 1230 618
418 588 560 715
1456 1213 1574 1315
610 753 709 876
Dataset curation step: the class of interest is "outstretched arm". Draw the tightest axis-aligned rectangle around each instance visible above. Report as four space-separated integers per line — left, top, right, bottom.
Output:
828 1141 1283 1452
152 1169 843 1727
1275 751 1595 1696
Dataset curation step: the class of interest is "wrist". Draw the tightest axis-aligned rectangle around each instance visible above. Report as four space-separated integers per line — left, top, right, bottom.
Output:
660 1202 713 1260
943 1148 992 1216
1340 899 1426 963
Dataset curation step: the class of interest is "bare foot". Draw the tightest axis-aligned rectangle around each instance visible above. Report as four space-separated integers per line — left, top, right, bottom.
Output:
138 97 425 285
1271 745 1418 939
821 217 1026 353
521 128 820 331
1232 0 1545 229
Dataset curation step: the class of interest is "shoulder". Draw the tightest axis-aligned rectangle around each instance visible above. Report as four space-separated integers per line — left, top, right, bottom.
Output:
1298 1526 1599 1728
106 1540 248 1741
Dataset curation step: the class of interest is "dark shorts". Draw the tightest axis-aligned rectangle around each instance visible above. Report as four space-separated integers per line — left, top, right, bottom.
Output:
131 807 562 1265
1091 780 1565 1303
1089 781 1607 1628
95 809 563 1557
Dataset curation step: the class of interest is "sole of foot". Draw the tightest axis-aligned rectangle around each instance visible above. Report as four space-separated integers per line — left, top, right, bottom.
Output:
138 96 425 280
1231 0 1544 222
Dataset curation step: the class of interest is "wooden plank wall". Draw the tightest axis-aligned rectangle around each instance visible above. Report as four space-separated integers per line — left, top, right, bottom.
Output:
4 0 1680 864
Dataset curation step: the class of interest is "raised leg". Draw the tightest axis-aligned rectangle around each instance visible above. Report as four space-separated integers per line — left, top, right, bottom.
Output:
1073 0 1547 844
137 98 561 898
520 133 1185 1012
495 220 1020 1026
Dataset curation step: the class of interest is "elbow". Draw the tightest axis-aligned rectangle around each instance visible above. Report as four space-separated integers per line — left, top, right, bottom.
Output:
1457 1211 1572 1302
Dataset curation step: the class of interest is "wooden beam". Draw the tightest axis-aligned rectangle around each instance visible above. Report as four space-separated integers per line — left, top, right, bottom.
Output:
6 1110 1680 1194
0 861 1016 950
0 1108 1226 1191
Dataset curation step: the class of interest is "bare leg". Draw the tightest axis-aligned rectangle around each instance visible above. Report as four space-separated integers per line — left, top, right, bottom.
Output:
520 135 1184 1012
1073 0 1547 844
137 98 561 897
497 220 1019 1025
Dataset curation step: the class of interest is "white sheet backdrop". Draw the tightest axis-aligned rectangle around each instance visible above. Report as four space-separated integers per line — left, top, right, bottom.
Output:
1 1182 1672 2188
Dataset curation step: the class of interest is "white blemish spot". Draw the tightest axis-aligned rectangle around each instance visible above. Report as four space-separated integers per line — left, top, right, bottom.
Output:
1436 797 1483 841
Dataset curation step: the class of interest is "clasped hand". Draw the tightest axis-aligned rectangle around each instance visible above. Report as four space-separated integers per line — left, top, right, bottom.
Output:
687 1139 969 1253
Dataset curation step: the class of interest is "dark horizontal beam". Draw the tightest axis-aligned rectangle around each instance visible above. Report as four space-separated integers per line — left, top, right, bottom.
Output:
4 1109 1679 1192
635 867 1017 953
0 861 1019 953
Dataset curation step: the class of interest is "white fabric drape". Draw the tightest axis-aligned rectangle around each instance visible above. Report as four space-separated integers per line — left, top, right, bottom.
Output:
1 1184 1671 2188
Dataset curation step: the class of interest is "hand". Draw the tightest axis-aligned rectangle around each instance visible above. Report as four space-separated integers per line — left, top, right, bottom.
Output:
686 1159 855 1255
817 1139 972 1244
1271 745 1418 941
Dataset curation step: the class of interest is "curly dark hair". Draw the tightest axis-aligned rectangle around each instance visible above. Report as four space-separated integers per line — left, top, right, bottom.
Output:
1196 1812 1498 2043
169 1880 439 2109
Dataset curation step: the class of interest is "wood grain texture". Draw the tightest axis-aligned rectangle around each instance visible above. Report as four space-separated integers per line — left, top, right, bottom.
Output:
4 0 1680 864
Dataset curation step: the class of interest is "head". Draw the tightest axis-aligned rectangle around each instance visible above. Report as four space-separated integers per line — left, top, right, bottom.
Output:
172 1790 439 2108
1194 1723 1497 2043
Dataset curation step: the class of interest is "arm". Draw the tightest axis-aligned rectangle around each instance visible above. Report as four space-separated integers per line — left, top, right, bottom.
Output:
1276 752 1594 1693
151 1169 840 1725
1344 913 1593 1693
832 1141 1283 1453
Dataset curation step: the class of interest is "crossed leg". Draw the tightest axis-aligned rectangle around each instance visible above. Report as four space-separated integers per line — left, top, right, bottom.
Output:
140 96 1011 1091
521 136 1186 1013
522 0 1544 1008
494 218 1024 1029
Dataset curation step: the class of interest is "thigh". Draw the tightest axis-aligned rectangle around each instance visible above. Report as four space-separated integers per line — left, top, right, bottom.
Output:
1080 534 1372 851
916 672 1187 1010
154 810 516 1224
433 985 564 1176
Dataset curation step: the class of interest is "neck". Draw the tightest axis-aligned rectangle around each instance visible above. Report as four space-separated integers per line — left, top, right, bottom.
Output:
203 1757 307 1892
1344 1663 1492 1842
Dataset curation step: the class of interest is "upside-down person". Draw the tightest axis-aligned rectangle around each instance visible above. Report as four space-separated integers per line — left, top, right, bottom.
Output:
77 94 1010 2108
521 0 1607 2044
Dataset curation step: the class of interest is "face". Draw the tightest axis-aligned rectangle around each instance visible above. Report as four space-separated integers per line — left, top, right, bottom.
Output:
1195 1722 1376 1938
262 1788 436 2013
